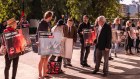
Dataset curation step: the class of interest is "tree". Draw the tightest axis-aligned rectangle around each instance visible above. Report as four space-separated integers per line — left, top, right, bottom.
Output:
67 0 120 21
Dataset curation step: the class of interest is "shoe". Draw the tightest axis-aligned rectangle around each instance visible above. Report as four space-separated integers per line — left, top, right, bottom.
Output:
80 63 85 67
92 70 99 74
102 73 108 77
83 64 90 67
115 53 117 57
130 53 134 55
67 64 72 67
109 57 114 60
60 70 65 74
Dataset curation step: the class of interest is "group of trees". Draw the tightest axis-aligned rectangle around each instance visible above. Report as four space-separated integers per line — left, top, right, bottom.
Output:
0 0 121 22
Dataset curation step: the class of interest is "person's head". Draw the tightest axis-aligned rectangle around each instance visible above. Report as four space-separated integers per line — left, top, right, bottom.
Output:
114 17 120 25
126 20 132 27
83 15 89 24
57 19 65 28
67 17 74 27
44 11 53 22
7 18 17 29
97 16 106 26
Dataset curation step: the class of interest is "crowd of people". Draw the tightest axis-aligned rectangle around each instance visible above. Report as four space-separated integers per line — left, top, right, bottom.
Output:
0 10 140 79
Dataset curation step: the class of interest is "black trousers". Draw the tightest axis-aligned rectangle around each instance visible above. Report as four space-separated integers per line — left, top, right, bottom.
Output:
80 40 90 64
125 37 133 53
4 54 19 79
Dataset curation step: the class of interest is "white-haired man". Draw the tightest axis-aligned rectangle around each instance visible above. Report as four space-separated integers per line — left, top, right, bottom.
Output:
92 16 112 77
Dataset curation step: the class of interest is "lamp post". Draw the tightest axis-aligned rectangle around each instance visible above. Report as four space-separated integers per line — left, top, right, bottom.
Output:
132 0 140 20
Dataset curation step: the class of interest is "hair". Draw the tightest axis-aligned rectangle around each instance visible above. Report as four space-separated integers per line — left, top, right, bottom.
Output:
44 11 53 19
83 15 89 18
97 16 106 22
113 17 120 24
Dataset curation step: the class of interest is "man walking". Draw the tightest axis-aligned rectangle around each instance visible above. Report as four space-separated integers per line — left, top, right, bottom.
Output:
92 16 112 77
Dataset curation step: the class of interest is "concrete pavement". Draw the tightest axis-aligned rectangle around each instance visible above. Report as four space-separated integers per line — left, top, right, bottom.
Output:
0 42 140 79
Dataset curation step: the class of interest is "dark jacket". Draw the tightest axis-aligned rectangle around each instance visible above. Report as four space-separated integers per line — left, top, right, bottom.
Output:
63 25 77 43
95 23 112 50
78 22 92 42
36 20 51 41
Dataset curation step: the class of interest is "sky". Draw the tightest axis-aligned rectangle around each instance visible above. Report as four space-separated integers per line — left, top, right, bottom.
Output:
120 0 139 5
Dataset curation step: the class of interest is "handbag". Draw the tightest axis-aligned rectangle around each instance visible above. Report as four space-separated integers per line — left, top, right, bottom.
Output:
47 61 62 74
0 45 6 56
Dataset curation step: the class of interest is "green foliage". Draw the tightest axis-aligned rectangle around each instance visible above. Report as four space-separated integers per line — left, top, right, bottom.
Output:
67 0 120 21
0 0 121 22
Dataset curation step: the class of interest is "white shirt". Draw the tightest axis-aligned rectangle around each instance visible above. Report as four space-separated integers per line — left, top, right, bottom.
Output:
98 26 102 37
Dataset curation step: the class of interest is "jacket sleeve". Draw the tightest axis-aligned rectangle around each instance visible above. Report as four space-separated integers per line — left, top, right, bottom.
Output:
105 25 112 49
78 24 83 39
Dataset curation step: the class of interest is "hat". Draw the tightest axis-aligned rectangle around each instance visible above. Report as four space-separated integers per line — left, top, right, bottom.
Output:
57 19 65 26
7 18 16 27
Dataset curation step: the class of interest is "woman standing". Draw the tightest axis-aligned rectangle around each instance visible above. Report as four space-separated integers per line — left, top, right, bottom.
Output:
2 18 19 79
111 17 122 57
125 20 134 55
49 19 65 68
36 11 53 79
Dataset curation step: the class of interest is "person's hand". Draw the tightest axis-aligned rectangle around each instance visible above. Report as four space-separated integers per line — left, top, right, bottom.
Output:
105 48 110 51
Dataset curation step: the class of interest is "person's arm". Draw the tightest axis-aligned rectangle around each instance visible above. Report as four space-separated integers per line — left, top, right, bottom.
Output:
78 23 83 39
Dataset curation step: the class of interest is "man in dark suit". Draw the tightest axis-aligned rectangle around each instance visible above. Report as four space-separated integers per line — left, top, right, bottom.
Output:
63 17 77 67
78 15 92 67
92 16 112 77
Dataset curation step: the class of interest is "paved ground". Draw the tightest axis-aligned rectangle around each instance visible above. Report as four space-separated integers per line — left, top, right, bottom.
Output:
0 36 140 79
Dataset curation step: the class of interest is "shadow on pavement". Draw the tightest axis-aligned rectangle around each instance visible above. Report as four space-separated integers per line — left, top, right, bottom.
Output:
50 73 85 79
